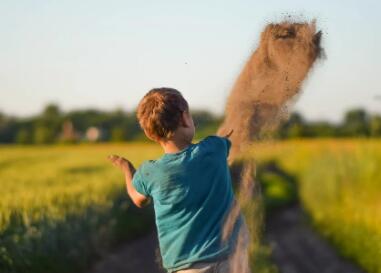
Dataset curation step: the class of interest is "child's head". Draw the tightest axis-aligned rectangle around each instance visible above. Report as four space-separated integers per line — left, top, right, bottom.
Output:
137 87 195 143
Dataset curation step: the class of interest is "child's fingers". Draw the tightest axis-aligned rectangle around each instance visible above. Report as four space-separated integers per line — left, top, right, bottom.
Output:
107 155 115 161
225 129 234 138
107 155 128 168
107 155 121 163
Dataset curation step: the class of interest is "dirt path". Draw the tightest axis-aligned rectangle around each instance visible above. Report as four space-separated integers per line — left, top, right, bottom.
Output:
265 204 365 273
88 230 164 273
88 205 365 273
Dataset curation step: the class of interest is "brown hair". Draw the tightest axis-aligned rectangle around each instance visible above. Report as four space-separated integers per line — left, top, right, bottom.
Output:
137 87 189 141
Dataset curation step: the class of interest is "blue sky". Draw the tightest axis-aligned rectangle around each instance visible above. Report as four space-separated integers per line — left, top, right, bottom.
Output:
1 0 380 122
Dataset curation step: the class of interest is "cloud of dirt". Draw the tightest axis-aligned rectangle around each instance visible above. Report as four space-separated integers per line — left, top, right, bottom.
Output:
218 19 323 272
218 20 323 159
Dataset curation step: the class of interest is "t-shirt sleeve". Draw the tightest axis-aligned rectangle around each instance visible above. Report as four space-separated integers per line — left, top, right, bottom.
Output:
221 136 232 157
132 167 149 196
204 135 231 158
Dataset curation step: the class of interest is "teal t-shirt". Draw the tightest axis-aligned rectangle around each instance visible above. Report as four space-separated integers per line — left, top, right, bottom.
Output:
132 136 243 272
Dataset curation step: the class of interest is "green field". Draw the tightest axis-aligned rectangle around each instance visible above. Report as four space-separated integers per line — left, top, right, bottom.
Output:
0 140 380 273
251 139 381 273
0 143 159 273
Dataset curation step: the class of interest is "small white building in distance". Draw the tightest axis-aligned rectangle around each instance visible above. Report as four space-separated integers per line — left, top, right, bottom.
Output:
86 127 102 142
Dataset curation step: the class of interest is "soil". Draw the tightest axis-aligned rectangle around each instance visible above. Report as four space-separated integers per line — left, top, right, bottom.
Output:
87 205 365 273
265 204 365 273
87 230 164 273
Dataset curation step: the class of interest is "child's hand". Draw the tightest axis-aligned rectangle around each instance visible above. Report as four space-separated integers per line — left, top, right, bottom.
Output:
107 155 135 175
107 155 149 208
224 129 234 139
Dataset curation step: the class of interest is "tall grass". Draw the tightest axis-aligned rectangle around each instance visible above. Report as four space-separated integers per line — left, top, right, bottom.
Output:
300 143 381 273
251 139 381 273
0 143 160 273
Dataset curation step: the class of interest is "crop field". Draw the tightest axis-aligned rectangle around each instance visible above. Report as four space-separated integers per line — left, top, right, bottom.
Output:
0 139 380 273
251 139 381 273
0 143 159 273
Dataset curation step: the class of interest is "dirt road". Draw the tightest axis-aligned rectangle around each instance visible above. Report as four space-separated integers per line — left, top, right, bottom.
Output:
88 230 164 273
265 205 365 273
88 205 365 273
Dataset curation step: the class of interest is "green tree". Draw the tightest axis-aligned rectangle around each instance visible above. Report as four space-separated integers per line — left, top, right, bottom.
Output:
370 115 381 137
34 126 55 144
342 109 369 137
16 129 32 144
43 104 61 117
111 127 126 142
33 103 63 143
192 110 221 139
0 115 18 143
279 112 307 139
306 122 337 137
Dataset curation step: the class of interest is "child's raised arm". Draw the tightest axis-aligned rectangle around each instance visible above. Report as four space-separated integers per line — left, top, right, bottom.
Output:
107 155 151 208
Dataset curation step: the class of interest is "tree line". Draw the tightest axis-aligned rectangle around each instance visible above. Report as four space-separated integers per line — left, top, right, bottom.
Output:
0 104 380 144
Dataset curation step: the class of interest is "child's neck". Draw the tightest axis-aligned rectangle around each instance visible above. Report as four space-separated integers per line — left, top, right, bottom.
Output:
160 138 192 154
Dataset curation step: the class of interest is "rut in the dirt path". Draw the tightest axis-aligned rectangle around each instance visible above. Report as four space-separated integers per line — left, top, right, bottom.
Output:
88 230 164 273
265 205 365 273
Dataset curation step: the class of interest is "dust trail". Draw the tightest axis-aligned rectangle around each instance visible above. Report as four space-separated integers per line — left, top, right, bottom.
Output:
218 20 323 272
218 20 323 159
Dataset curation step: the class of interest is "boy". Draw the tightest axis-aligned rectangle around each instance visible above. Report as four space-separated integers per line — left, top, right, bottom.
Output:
108 88 250 273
